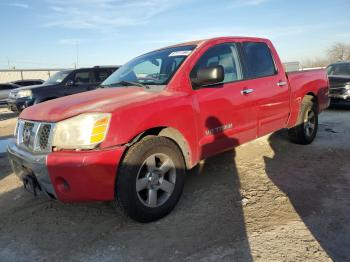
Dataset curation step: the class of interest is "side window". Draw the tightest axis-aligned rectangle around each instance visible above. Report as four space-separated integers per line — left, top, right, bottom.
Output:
73 70 91 85
242 42 276 78
94 69 112 83
190 43 243 87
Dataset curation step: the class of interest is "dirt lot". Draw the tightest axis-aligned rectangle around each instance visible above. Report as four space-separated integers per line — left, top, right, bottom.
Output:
0 107 349 262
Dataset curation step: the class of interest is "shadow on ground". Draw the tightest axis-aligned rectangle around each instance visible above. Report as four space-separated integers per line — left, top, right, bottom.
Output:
265 130 350 261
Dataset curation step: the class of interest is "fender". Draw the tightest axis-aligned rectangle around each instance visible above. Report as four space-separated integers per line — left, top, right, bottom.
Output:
100 92 200 169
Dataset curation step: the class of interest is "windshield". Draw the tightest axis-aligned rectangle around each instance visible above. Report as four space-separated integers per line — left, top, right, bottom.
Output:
102 45 196 88
327 63 350 76
45 70 71 85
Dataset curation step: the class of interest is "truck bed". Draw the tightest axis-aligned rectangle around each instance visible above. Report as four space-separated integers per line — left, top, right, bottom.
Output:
286 69 329 128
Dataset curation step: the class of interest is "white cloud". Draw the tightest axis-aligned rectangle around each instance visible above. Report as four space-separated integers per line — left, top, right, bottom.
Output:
230 0 270 7
243 0 269 5
59 38 88 45
8 3 30 8
44 0 187 29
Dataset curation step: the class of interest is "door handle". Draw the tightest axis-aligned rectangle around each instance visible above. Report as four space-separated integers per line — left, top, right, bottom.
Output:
277 81 287 87
241 88 255 95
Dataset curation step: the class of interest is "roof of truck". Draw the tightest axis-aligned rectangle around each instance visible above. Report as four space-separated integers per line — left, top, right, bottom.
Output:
161 36 269 49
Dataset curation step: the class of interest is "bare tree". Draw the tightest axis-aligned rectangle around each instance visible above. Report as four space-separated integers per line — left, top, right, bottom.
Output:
302 57 330 68
327 42 350 62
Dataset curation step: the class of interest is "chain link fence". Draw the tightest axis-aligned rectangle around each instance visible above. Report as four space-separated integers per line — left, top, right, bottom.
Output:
0 69 68 83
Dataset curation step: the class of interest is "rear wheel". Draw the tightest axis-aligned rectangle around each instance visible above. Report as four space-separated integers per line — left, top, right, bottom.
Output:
288 96 318 145
116 136 185 222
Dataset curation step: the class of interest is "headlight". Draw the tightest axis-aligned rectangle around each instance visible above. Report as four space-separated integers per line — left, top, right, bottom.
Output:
16 90 32 98
345 83 350 94
52 113 111 150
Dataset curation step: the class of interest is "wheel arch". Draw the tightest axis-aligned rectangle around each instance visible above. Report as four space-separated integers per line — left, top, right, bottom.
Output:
305 92 319 111
125 126 193 170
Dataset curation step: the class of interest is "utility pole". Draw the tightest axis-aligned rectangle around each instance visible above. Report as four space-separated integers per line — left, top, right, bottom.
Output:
7 57 10 69
76 41 79 68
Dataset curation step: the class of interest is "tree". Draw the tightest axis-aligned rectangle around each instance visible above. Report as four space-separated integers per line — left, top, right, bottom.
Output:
327 42 350 62
302 57 330 68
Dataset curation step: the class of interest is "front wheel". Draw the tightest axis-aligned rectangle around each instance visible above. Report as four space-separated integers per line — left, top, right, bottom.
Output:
288 97 318 145
116 136 185 222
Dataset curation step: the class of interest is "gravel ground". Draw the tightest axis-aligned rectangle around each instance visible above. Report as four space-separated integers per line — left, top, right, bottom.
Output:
0 107 349 261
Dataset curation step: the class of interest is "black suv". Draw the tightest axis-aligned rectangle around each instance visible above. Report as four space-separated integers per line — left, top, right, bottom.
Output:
327 61 350 104
7 66 119 112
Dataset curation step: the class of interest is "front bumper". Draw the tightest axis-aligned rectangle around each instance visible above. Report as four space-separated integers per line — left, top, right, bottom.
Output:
329 94 350 103
7 97 34 112
7 138 55 197
7 139 126 202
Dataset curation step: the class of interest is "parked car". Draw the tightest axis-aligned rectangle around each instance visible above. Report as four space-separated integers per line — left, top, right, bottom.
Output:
11 79 44 86
0 83 20 107
7 37 329 222
7 66 119 112
326 61 350 104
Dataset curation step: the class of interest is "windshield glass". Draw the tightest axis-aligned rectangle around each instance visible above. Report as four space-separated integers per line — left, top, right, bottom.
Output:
45 70 71 85
327 63 350 76
102 45 196 88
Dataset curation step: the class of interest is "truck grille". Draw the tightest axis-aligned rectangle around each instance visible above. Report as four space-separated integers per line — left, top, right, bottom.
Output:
16 120 55 152
38 124 52 150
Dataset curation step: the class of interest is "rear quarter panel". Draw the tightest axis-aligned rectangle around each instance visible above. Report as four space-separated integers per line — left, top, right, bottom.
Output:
286 69 329 128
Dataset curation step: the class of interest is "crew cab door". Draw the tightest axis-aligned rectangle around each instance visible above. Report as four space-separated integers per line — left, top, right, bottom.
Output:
241 42 290 137
191 42 257 159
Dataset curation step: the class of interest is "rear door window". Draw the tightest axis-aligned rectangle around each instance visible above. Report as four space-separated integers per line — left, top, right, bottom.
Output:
73 70 92 85
94 69 114 83
242 42 276 79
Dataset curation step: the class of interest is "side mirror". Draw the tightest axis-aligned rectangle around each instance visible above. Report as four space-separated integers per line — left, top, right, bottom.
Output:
65 79 75 87
192 65 224 87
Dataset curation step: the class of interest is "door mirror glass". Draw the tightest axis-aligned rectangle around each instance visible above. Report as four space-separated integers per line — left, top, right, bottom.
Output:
192 65 224 87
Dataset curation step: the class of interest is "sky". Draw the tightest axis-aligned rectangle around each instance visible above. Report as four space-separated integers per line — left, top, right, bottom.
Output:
0 0 349 69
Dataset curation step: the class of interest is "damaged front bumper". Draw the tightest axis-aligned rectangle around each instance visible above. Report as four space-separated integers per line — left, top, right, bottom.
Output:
7 138 56 198
7 138 126 202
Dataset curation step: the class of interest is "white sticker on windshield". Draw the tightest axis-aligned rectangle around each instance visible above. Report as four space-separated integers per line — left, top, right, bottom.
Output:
169 50 192 57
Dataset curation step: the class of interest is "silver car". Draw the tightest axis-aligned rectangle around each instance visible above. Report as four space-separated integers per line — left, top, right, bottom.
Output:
0 83 19 107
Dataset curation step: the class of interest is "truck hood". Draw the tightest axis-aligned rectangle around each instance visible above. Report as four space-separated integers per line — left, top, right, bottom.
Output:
328 75 350 88
20 87 168 122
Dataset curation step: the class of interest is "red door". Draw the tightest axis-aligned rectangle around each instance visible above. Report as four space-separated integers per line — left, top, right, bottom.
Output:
190 42 257 159
241 41 290 137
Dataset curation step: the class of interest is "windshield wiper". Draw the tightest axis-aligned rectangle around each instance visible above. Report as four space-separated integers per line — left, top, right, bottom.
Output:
101 80 149 89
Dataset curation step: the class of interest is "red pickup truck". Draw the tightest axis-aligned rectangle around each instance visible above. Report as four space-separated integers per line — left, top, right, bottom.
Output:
8 37 329 222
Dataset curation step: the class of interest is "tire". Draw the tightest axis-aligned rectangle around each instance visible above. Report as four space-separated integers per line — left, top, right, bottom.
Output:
116 136 185 222
288 96 318 145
